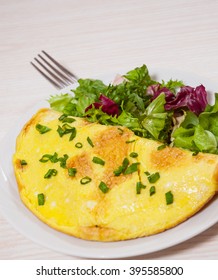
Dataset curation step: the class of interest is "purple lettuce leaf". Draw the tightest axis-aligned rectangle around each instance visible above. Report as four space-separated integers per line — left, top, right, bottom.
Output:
148 84 208 115
85 94 119 116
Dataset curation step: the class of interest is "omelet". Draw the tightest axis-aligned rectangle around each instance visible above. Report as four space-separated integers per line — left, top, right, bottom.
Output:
13 108 218 241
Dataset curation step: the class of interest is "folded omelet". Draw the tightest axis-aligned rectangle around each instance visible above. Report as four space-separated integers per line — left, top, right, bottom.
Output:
13 108 218 241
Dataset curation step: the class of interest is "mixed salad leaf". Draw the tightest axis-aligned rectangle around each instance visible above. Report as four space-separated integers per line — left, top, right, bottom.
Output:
48 64 218 154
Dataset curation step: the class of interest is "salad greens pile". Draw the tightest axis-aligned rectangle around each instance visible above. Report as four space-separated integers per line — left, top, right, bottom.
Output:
48 64 218 154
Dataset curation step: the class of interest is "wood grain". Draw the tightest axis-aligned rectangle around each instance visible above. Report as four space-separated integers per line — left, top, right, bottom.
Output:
0 0 218 259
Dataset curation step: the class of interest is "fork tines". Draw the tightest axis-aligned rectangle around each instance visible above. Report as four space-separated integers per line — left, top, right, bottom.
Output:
31 50 78 89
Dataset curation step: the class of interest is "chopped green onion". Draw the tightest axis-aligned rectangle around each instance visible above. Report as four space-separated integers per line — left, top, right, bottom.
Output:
136 182 146 194
149 186 156 196
98 181 110 193
57 124 76 141
165 191 174 205
113 165 124 176
124 162 140 175
113 157 130 176
20 160 27 166
36 124 51 134
144 171 150 176
39 153 68 168
87 136 94 147
117 128 124 135
92 156 105 166
39 152 59 163
57 125 65 137
64 117 75 123
157 144 166 150
62 123 74 132
75 142 83 148
58 114 76 123
69 127 77 141
58 114 67 121
147 172 160 183
37 193 45 206
58 154 69 168
126 139 136 144
44 169 58 179
80 176 92 185
129 152 138 158
122 157 130 170
68 167 77 177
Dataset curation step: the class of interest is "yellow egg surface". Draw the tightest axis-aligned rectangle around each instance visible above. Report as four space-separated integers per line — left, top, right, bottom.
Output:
13 108 218 241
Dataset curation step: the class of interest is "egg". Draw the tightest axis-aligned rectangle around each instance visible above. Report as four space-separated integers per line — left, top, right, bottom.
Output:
13 108 218 241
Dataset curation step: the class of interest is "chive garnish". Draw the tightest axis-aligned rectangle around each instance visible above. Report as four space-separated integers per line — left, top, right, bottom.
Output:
113 165 124 176
58 114 76 123
114 158 130 176
80 176 92 185
122 158 130 170
39 153 68 168
149 186 156 196
129 152 138 158
87 136 94 147
144 171 150 176
92 156 105 166
20 160 27 166
136 182 146 194
68 167 77 177
157 144 166 150
165 191 174 205
98 181 110 193
57 124 76 141
117 128 124 135
58 114 67 121
58 154 69 168
69 127 77 141
37 193 45 206
126 139 136 144
36 124 51 134
39 152 59 163
123 162 140 175
57 125 65 137
75 142 83 148
62 123 73 131
147 172 160 183
44 169 58 179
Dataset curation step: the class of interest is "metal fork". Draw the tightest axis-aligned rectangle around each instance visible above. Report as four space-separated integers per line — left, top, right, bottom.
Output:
30 50 78 89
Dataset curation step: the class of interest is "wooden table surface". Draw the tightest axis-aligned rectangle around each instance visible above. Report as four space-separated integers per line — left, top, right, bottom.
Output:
1 0 218 260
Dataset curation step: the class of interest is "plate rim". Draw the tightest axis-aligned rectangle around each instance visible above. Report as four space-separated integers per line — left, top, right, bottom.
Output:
1 66 218 259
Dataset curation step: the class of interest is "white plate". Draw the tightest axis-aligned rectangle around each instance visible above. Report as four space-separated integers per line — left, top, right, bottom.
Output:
1 67 218 259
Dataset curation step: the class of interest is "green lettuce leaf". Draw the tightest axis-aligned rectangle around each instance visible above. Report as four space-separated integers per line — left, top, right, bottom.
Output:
48 79 107 116
124 64 152 84
194 125 217 153
117 109 140 129
73 79 107 98
180 111 199 128
199 93 218 141
141 93 168 140
48 93 73 112
173 125 217 153
160 79 184 94
173 126 196 151
173 108 218 154
105 65 155 116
